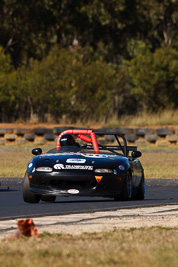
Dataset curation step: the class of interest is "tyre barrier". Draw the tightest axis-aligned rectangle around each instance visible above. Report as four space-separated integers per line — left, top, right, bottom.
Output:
34 137 47 145
0 127 177 146
24 133 35 141
125 134 137 143
14 128 32 136
0 128 13 135
166 134 178 143
15 139 27 145
135 128 152 136
34 127 52 136
44 133 55 141
145 134 158 143
155 128 172 137
4 134 16 142
0 138 6 145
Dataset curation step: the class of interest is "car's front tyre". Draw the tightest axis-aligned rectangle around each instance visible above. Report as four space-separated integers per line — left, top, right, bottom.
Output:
114 171 132 201
23 172 41 203
135 174 145 200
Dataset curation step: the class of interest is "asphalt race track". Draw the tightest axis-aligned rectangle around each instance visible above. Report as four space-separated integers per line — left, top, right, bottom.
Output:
0 178 178 220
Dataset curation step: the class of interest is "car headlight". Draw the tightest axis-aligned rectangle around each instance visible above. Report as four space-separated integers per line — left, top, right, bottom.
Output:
36 167 53 172
94 169 113 173
118 165 125 171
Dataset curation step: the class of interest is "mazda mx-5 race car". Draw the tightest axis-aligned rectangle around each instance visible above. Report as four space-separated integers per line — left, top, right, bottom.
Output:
23 129 145 203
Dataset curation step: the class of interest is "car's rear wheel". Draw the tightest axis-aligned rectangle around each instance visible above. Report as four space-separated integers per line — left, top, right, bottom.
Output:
23 172 41 203
41 196 56 202
114 171 132 201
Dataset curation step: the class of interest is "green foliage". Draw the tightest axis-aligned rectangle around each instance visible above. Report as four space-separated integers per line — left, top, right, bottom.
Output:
0 1 178 122
3 0 177 67
0 0 55 67
137 0 178 49
0 46 18 121
129 45 178 111
0 46 13 73
20 46 118 122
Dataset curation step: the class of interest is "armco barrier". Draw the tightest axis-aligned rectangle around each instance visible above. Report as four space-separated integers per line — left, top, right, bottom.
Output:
0 127 177 146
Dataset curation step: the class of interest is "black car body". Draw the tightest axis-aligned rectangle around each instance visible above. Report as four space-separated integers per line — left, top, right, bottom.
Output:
23 129 145 203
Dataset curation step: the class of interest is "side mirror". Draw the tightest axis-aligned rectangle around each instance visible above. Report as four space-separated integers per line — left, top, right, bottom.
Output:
132 150 142 158
32 148 42 155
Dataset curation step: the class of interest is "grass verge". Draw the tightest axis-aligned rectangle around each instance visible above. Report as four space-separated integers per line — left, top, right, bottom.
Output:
104 109 178 127
141 151 178 179
7 109 178 127
0 227 178 267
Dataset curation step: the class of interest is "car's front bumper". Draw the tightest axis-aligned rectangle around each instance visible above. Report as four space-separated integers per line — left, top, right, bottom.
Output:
28 171 125 198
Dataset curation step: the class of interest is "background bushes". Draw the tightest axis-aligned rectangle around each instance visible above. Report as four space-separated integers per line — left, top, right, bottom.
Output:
0 0 178 123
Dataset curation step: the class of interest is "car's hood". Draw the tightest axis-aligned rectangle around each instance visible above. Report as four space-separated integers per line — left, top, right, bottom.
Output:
27 152 129 173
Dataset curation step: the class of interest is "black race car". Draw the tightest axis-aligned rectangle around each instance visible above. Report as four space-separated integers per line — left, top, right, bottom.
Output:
23 129 145 203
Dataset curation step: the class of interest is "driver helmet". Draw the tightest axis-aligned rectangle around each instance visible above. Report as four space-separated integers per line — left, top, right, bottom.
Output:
60 134 75 146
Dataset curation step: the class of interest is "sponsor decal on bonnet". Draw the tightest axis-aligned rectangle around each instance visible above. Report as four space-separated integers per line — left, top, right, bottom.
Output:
66 158 86 164
81 153 108 158
54 164 93 170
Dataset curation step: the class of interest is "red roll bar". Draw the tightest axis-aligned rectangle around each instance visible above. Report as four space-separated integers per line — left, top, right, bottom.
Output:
56 129 99 153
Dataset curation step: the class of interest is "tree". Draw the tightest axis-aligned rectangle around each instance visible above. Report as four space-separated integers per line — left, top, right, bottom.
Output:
129 45 178 111
0 0 142 66
136 0 178 49
18 45 118 122
0 46 18 121
0 0 56 67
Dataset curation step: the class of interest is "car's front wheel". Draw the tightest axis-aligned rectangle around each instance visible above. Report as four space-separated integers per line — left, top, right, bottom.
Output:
135 174 145 200
23 172 41 203
114 171 132 201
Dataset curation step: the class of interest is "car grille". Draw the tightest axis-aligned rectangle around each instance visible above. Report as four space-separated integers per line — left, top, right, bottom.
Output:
50 179 97 190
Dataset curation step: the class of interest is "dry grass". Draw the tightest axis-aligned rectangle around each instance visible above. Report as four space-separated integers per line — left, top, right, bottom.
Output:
0 227 178 267
0 150 33 177
105 109 178 128
141 151 178 179
13 109 178 128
